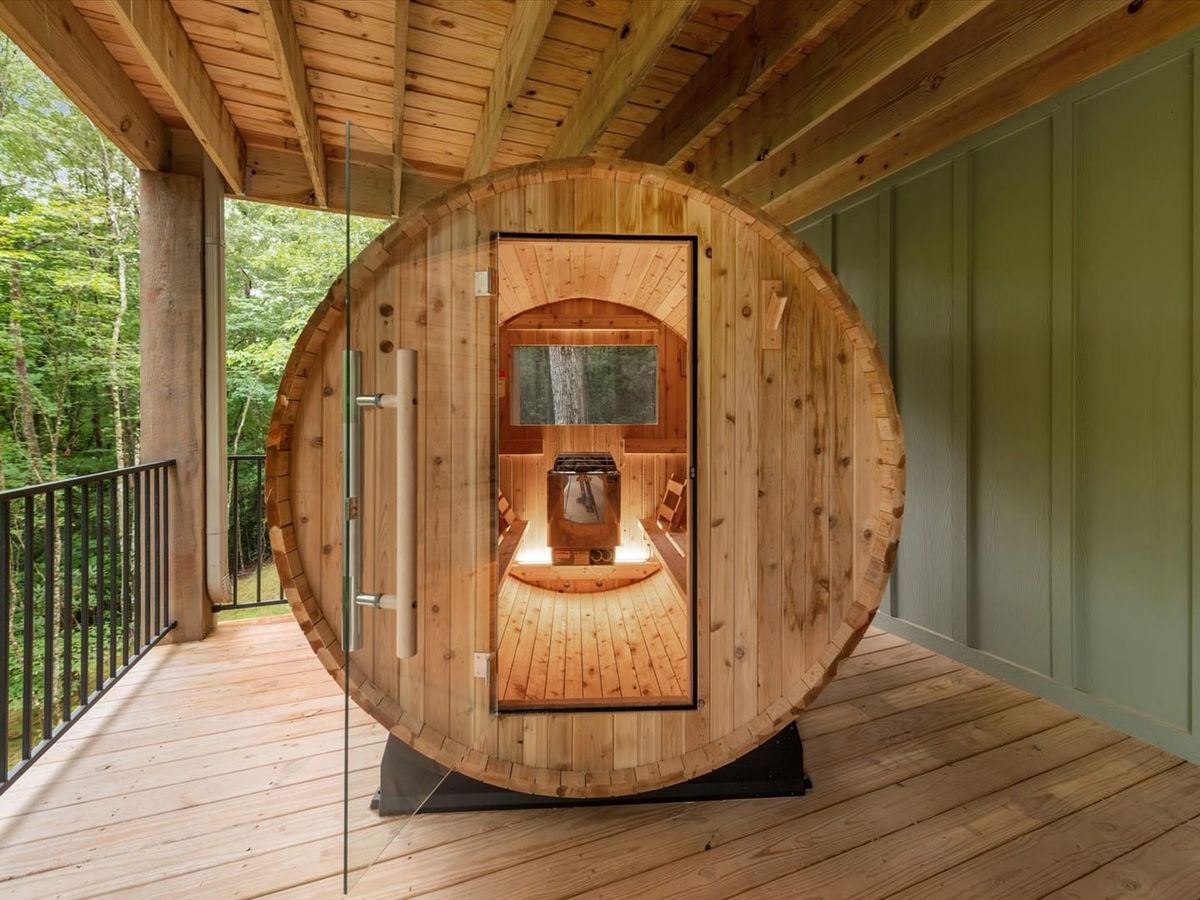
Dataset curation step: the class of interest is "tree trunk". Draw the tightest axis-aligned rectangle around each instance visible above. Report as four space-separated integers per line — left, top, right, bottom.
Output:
107 250 129 469
8 262 46 484
548 345 588 424
101 139 130 470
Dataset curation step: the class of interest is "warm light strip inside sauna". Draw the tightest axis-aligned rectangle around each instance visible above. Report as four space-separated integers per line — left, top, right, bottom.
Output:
615 545 650 563
514 545 650 565
515 546 553 565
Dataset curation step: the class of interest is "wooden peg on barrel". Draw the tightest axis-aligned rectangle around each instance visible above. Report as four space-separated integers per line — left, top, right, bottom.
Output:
761 279 788 350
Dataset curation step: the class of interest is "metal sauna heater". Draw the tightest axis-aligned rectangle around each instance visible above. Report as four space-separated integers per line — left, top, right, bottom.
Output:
547 452 621 565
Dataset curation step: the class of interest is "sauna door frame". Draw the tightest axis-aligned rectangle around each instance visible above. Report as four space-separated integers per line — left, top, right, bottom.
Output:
491 231 700 715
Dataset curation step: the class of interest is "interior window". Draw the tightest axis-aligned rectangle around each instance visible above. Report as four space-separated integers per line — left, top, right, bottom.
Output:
512 344 658 425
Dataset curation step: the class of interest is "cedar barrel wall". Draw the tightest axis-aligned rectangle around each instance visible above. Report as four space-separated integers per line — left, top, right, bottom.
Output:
266 158 904 798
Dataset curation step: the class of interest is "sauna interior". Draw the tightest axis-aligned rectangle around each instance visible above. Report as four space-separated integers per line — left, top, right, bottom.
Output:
495 235 694 710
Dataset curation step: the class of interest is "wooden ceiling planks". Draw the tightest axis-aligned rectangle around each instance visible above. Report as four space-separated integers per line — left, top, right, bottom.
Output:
624 0 859 166
64 0 767 194
71 1 190 130
498 238 691 335
107 0 247 192
33 0 1200 220
258 0 327 205
738 0 1127 217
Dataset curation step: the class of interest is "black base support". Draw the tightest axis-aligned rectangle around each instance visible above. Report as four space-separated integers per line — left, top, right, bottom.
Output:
374 721 811 816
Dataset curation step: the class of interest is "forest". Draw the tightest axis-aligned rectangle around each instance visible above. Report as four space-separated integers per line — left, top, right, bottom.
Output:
0 35 383 492
0 36 381 762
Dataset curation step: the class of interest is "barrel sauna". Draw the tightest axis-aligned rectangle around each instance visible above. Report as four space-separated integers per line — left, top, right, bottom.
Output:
265 157 904 799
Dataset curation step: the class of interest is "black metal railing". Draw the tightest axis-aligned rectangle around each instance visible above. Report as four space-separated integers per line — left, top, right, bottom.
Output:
221 454 284 611
1 460 177 794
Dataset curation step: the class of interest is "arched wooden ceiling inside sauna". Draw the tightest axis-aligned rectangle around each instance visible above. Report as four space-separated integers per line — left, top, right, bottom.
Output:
498 238 690 338
16 1 1182 226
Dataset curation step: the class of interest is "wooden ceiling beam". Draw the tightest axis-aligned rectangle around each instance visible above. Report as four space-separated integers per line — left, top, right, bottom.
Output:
773 0 1200 223
243 145 452 219
692 0 995 189
464 0 556 179
107 0 245 193
624 0 857 167
738 0 1132 220
545 0 698 158
0 0 169 171
391 0 410 217
256 0 326 207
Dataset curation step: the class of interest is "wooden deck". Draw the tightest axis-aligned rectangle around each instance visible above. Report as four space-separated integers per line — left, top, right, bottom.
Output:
2 616 1200 899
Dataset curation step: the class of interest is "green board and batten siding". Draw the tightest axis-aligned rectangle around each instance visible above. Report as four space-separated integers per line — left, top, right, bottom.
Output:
794 28 1200 762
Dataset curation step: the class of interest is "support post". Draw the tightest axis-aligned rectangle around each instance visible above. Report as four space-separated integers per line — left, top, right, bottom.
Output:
140 171 213 641
202 157 232 608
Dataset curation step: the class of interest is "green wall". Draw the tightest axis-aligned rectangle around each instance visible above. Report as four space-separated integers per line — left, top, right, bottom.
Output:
794 30 1200 762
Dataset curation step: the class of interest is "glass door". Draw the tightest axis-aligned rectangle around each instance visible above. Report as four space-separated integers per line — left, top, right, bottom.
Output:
339 123 499 893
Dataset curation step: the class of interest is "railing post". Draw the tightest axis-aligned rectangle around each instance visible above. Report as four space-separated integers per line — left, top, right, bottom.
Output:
80 483 89 708
133 472 142 650
42 493 54 742
232 457 239 607
256 456 263 606
0 500 9 780
96 482 105 691
63 486 73 723
122 473 131 667
21 496 33 762
108 478 116 679
154 468 162 638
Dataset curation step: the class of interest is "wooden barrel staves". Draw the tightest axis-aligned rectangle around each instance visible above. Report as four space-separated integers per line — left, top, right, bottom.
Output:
265 157 905 799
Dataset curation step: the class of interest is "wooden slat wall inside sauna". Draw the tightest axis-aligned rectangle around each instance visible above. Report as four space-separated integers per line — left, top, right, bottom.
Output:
270 161 902 797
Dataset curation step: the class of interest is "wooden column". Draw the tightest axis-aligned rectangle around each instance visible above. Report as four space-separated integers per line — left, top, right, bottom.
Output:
140 171 213 641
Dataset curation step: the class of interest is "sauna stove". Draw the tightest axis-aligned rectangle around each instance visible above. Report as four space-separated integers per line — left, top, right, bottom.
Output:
547 452 620 564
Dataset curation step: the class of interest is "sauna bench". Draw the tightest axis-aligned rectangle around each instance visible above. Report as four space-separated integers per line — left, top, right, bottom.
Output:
639 516 687 594
498 519 528 581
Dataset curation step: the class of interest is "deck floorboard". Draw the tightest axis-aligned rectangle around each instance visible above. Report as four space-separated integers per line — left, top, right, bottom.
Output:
1 615 1197 899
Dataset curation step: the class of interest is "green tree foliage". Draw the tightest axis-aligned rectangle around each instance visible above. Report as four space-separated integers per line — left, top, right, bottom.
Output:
0 35 385 492
224 200 382 457
0 35 384 748
223 202 382 579
0 37 141 489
